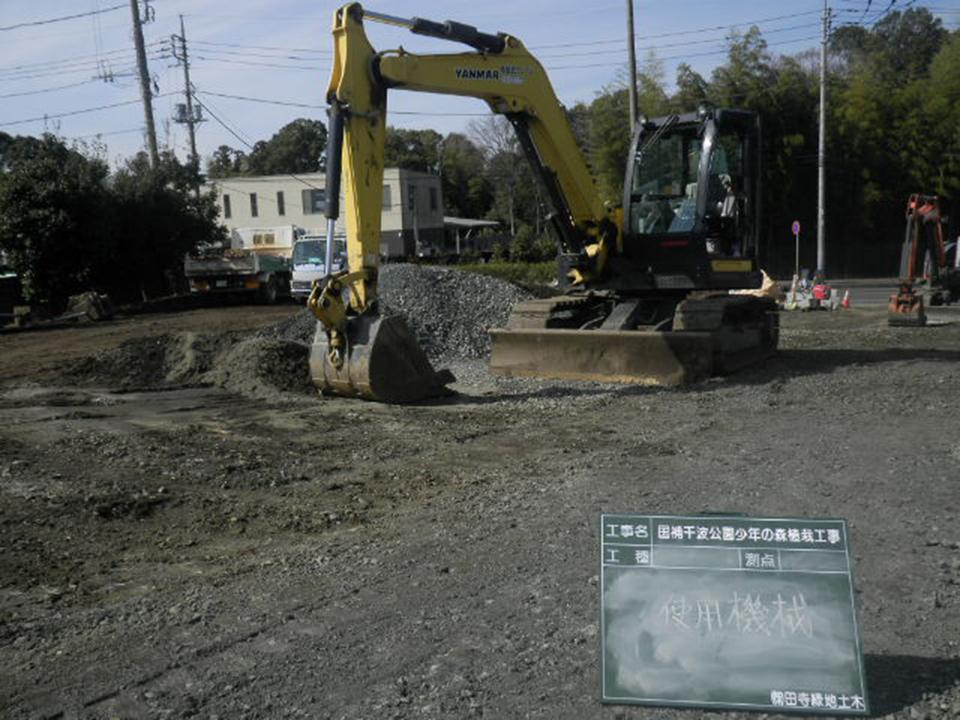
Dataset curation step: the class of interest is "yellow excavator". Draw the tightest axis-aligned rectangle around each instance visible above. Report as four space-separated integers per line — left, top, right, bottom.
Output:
308 4 778 403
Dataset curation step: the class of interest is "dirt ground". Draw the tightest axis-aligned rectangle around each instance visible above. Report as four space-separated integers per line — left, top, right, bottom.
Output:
1 298 959 719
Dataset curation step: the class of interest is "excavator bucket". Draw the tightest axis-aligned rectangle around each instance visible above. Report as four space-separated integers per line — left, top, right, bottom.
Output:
488 329 716 385
888 284 927 326
310 313 454 403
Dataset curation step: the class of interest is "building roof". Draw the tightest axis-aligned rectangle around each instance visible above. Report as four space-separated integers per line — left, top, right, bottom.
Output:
443 217 500 229
207 168 439 185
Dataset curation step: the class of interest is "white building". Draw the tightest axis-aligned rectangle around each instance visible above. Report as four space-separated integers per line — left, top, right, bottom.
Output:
208 168 444 258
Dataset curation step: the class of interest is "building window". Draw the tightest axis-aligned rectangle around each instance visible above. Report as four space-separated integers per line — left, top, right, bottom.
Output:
250 192 259 218
223 193 232 219
276 191 285 216
382 185 392 210
429 186 438 212
302 188 326 214
407 184 416 211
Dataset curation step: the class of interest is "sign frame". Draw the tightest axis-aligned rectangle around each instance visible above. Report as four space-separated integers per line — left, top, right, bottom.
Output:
600 513 869 715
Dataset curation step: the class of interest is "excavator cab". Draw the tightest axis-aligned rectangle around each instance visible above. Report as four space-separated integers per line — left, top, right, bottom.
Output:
616 106 762 292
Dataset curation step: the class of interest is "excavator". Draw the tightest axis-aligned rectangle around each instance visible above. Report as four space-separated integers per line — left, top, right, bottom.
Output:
308 4 778 403
888 194 960 326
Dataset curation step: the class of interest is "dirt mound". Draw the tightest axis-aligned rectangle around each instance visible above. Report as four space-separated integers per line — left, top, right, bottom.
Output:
64 332 313 398
254 308 317 345
63 332 236 390
204 338 314 397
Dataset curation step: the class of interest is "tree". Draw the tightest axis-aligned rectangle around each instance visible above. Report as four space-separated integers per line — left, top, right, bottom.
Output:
711 27 777 110
586 86 630 201
0 134 110 306
205 118 327 177
0 135 225 308
672 63 709 112
870 8 947 80
469 115 526 234
917 31 960 198
207 145 246 178
439 133 491 219
251 119 327 175
109 151 227 300
384 127 442 172
585 55 670 202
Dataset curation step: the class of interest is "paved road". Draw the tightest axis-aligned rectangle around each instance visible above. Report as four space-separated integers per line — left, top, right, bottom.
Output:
832 281 895 308
777 278 896 307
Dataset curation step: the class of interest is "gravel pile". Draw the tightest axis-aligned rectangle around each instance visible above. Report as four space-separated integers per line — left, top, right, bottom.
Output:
254 264 533 362
379 264 531 361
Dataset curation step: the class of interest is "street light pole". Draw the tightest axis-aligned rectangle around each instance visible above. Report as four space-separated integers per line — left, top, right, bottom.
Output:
817 0 830 275
627 0 638 131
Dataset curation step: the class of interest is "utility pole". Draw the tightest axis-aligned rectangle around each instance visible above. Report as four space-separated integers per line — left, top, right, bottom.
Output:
172 15 202 169
626 0 639 130
817 0 830 276
130 0 159 167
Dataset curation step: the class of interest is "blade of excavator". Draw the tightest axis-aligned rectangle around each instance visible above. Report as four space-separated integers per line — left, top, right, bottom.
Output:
310 313 454 403
488 328 716 386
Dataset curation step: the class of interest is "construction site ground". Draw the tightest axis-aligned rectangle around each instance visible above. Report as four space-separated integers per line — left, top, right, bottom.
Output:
2 291 959 719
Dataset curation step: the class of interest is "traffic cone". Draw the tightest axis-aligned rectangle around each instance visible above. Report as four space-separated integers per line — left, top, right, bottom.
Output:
842 289 850 308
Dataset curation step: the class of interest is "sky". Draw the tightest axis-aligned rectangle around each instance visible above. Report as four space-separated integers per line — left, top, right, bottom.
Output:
1 0 958 168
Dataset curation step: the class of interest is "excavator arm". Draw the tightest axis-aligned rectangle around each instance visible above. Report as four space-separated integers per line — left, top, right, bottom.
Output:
308 3 619 402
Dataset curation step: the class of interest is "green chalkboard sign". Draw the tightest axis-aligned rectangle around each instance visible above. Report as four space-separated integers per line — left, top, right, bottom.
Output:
600 514 869 715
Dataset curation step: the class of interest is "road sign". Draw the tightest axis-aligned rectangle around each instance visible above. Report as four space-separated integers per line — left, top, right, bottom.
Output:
793 221 802 276
600 514 869 715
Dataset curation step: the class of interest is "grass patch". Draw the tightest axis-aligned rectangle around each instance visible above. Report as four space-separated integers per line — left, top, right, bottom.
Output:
455 261 558 291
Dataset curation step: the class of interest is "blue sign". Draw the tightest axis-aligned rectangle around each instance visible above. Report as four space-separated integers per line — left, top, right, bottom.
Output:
792 220 801 236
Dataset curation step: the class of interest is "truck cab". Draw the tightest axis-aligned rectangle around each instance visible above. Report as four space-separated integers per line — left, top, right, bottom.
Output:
290 235 347 302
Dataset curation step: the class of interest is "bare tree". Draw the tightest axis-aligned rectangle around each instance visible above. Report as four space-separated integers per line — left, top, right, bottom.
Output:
468 115 523 235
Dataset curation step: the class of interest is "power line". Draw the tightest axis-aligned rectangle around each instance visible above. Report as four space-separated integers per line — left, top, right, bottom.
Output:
192 94 323 191
189 23 825 73
191 39 328 55
530 9 826 50
0 42 158 74
197 90 490 117
187 46 329 62
200 90 324 110
534 22 825 60
0 94 173 128
190 95 256 149
192 54 321 71
0 3 126 32
0 56 133 78
71 127 144 140
0 79 100 99
546 34 823 70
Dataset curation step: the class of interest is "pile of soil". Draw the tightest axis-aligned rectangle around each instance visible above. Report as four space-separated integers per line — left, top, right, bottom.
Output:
203 338 313 398
63 332 235 390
